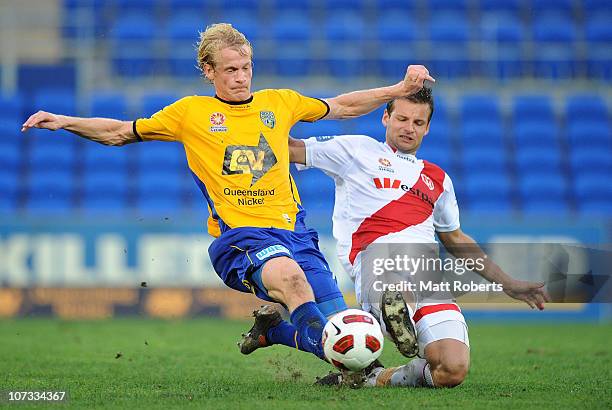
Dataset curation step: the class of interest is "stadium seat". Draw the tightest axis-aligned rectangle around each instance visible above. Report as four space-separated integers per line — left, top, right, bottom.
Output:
135 170 186 213
216 12 259 42
293 169 335 219
527 0 575 19
513 121 559 149
140 92 180 116
0 92 24 120
166 13 206 77
460 94 501 124
28 142 77 171
376 13 419 77
518 174 567 203
513 95 555 123
218 0 260 12
34 89 77 116
515 147 562 174
167 0 206 14
567 122 611 150
326 0 367 13
582 0 612 18
343 117 385 141
574 175 612 213
114 0 158 14
532 15 578 78
290 121 345 139
0 171 19 211
26 169 75 213
82 173 129 202
378 0 418 13
584 15 612 80
110 14 157 77
463 173 513 212
479 15 526 79
89 91 129 119
569 148 612 177
419 144 453 173
428 14 471 78
82 142 130 173
461 146 508 174
137 142 186 172
428 0 469 14
269 0 313 13
479 0 522 19
270 15 314 76
565 94 608 126
522 199 570 215
461 120 505 148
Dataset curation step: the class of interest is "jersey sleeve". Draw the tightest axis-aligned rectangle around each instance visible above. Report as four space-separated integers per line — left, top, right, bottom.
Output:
133 96 192 142
275 89 330 123
296 135 361 177
433 174 461 232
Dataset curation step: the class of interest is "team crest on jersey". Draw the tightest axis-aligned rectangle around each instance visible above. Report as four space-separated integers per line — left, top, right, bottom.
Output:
210 112 228 132
421 174 435 190
260 111 276 129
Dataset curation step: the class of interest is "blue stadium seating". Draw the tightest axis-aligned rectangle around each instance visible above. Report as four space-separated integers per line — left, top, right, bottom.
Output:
136 142 186 171
0 170 19 209
81 172 129 213
26 169 75 213
582 0 612 17
479 15 526 78
513 95 555 122
463 173 513 213
567 121 611 150
585 15 612 80
575 174 612 205
82 142 130 173
428 14 471 78
513 120 560 148
293 168 335 217
290 121 345 139
217 12 260 42
327 0 367 13
460 94 501 123
218 0 260 12
0 93 24 120
528 0 575 19
428 0 469 14
378 0 418 13
89 91 129 119
566 94 608 125
570 148 612 178
140 92 180 116
522 199 570 214
419 144 454 173
110 14 157 77
135 169 186 213
462 120 505 148
29 142 77 171
168 0 206 14
532 15 578 78
113 0 158 14
518 174 567 205
270 0 313 13
479 0 522 18
462 146 508 174
515 147 562 173
34 89 77 116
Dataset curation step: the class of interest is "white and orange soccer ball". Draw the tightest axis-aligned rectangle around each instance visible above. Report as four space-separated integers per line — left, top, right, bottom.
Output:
322 309 384 371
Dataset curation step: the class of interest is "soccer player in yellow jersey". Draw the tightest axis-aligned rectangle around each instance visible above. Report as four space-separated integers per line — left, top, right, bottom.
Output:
22 23 435 362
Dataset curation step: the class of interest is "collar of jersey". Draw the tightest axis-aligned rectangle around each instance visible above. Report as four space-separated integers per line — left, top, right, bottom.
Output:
214 94 254 105
385 142 417 160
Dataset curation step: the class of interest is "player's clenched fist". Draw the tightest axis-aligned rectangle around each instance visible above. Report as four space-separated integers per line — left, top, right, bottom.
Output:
401 65 435 96
21 111 65 132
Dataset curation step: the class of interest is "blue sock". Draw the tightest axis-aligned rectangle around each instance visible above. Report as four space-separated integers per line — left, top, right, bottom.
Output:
266 320 298 349
289 301 328 359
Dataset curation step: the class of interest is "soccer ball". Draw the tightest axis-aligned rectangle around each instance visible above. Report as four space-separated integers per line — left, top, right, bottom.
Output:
322 309 384 371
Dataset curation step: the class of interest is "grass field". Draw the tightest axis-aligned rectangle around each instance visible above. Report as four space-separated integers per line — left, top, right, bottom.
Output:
1 319 610 409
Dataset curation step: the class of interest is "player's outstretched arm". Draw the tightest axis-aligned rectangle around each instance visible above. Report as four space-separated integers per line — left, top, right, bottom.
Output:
438 229 550 310
323 65 435 120
21 111 138 146
288 137 306 165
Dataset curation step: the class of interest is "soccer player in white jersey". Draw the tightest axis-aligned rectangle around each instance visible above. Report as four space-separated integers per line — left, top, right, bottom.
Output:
289 87 550 388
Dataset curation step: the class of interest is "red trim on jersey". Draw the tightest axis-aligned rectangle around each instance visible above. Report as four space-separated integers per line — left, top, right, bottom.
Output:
349 161 446 264
391 179 401 189
413 303 461 323
374 178 383 189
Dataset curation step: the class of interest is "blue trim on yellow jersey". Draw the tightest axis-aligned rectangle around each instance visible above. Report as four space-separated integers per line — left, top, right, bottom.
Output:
190 170 229 232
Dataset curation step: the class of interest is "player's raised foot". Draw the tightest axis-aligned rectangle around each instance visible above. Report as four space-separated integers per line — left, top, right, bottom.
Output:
381 290 419 358
314 359 384 388
238 305 282 355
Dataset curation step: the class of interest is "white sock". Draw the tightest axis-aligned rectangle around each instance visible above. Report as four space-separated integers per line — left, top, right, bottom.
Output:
367 359 435 388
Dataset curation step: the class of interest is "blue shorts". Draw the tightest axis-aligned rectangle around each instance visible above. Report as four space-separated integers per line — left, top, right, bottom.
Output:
208 227 347 316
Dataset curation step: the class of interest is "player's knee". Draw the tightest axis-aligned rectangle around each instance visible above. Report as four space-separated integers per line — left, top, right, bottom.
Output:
432 362 468 388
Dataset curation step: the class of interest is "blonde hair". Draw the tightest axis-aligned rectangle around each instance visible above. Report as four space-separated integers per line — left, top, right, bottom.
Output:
197 23 253 73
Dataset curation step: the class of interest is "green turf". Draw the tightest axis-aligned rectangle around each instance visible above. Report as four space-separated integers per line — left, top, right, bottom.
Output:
1 319 610 409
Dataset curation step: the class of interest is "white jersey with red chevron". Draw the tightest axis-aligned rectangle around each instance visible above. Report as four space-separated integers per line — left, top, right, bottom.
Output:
298 135 460 274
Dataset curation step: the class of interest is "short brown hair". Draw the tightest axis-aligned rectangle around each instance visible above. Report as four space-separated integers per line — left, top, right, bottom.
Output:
386 87 434 123
196 23 253 73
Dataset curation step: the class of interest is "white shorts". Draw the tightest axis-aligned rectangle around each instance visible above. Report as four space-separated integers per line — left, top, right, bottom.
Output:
370 302 470 358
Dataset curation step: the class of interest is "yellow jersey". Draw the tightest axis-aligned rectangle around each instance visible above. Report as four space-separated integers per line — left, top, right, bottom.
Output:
134 89 329 237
